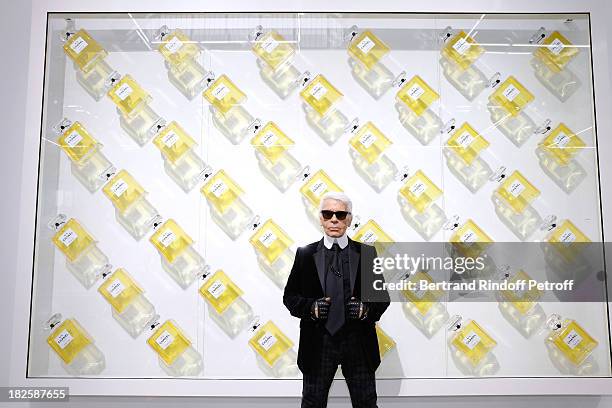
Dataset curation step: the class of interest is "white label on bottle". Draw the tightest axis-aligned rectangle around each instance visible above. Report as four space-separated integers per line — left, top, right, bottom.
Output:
65 131 83 148
115 83 133 101
258 332 277 351
452 37 471 55
207 280 226 299
359 131 377 149
310 180 327 196
69 37 88 54
462 331 481 350
356 36 376 54
407 84 425 100
559 229 576 244
162 131 179 148
59 228 78 246
259 230 277 247
210 181 227 197
553 132 570 148
155 330 174 350
409 180 427 198
548 38 565 55
107 279 126 298
110 179 128 197
212 84 230 100
261 132 278 148
460 229 478 243
507 180 525 197
457 132 475 149
362 229 378 244
158 230 176 247
563 329 583 349
502 84 520 102
262 37 279 53
165 36 184 54
54 329 73 349
309 83 328 101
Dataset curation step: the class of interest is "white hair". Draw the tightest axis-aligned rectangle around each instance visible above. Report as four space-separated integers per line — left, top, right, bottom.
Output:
319 191 352 213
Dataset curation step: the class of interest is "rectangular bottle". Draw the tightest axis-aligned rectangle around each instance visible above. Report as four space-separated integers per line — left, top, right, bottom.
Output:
249 219 294 264
102 170 146 215
547 315 598 365
347 30 390 69
489 76 534 117
399 170 443 213
200 169 244 214
63 29 108 73
495 170 540 214
158 29 200 68
199 269 244 314
449 219 493 258
203 74 247 114
539 123 586 165
441 31 484 70
533 31 579 72
300 74 343 117
248 320 294 367
349 121 392 164
251 30 295 70
396 75 439 116
445 122 490 165
107 75 151 117
450 319 497 366
250 121 295 164
300 169 343 207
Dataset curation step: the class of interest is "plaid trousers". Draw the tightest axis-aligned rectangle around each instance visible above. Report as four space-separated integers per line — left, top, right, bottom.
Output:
301 329 378 408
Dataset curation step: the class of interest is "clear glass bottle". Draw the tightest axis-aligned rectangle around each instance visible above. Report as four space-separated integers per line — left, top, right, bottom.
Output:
199 269 253 338
147 319 203 377
352 219 394 259
149 218 207 289
401 271 449 338
546 313 598 366
248 319 298 377
447 315 498 374
441 30 485 70
496 269 546 337
152 120 207 192
488 76 536 147
449 218 493 259
395 74 442 145
533 31 580 73
53 119 115 193
97 268 157 338
45 314 105 376
248 219 295 288
543 219 592 275
50 215 111 289
101 169 161 240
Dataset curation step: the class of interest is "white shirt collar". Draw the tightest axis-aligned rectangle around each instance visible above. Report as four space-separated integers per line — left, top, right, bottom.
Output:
323 232 348 249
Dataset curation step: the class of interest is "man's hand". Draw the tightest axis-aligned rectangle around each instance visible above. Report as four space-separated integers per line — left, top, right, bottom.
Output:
311 297 331 320
347 297 368 320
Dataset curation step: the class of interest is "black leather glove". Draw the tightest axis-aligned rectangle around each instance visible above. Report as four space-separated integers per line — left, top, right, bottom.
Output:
347 297 368 320
311 297 331 320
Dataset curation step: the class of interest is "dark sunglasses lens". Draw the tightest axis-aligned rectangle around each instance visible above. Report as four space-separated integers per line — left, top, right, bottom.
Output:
335 211 348 220
321 210 349 220
321 210 333 219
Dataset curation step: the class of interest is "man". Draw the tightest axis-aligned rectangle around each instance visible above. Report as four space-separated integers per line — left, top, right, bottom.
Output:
283 191 390 408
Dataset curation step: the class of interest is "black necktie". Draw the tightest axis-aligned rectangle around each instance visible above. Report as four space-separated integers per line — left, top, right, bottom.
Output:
325 242 345 335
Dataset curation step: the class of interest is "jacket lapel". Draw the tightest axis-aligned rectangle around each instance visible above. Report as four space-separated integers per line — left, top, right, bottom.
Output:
348 237 360 294
313 238 326 292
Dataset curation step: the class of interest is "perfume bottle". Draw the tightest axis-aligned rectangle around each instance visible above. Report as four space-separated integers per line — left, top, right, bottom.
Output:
152 120 206 192
544 219 591 268
492 170 542 240
300 169 344 228
395 74 442 145
488 76 536 147
97 268 157 338
45 314 105 375
443 122 492 192
535 123 587 193
101 169 161 240
496 269 546 337
533 31 580 73
546 313 598 366
147 319 203 377
352 219 394 259
63 28 108 73
53 119 115 193
157 27 200 66
249 218 295 288
348 120 397 192
449 218 493 259
300 74 343 117
447 315 498 375
489 76 534 117
348 29 390 69
106 73 160 146
400 271 448 337
251 27 296 72
199 269 254 338
248 319 298 377
441 30 485 70
375 325 396 360
250 120 302 192
50 215 111 289
149 218 207 289
397 170 447 240
301 73 348 145
200 167 255 240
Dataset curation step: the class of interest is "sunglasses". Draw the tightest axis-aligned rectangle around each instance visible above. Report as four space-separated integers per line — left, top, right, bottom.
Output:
320 210 351 220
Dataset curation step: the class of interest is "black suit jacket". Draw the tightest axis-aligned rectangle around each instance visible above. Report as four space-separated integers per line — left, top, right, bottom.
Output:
283 236 390 374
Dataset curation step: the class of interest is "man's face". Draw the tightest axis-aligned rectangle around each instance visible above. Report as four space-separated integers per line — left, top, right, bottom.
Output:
319 199 352 238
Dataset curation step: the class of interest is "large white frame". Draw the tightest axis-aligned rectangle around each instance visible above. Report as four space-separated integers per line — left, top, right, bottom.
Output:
10 0 612 397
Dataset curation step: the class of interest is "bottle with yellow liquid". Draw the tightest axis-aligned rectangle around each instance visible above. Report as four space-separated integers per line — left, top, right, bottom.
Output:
200 167 256 240
347 120 397 192
97 268 157 338
449 218 493 260
492 170 543 241
155 26 207 100
400 271 449 338
248 319 298 377
45 314 105 376
149 218 207 289
442 121 492 193
147 319 203 377
300 72 349 145
375 325 396 360
397 170 447 240
101 169 161 240
248 218 295 288
250 120 302 192
447 315 499 376
49 215 111 289
346 26 394 99
535 123 587 193
299 169 344 229
105 72 161 146
546 314 598 368
542 219 593 285
62 26 113 101
352 219 394 260
53 118 115 193
199 269 253 338
152 120 207 192
394 73 442 145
